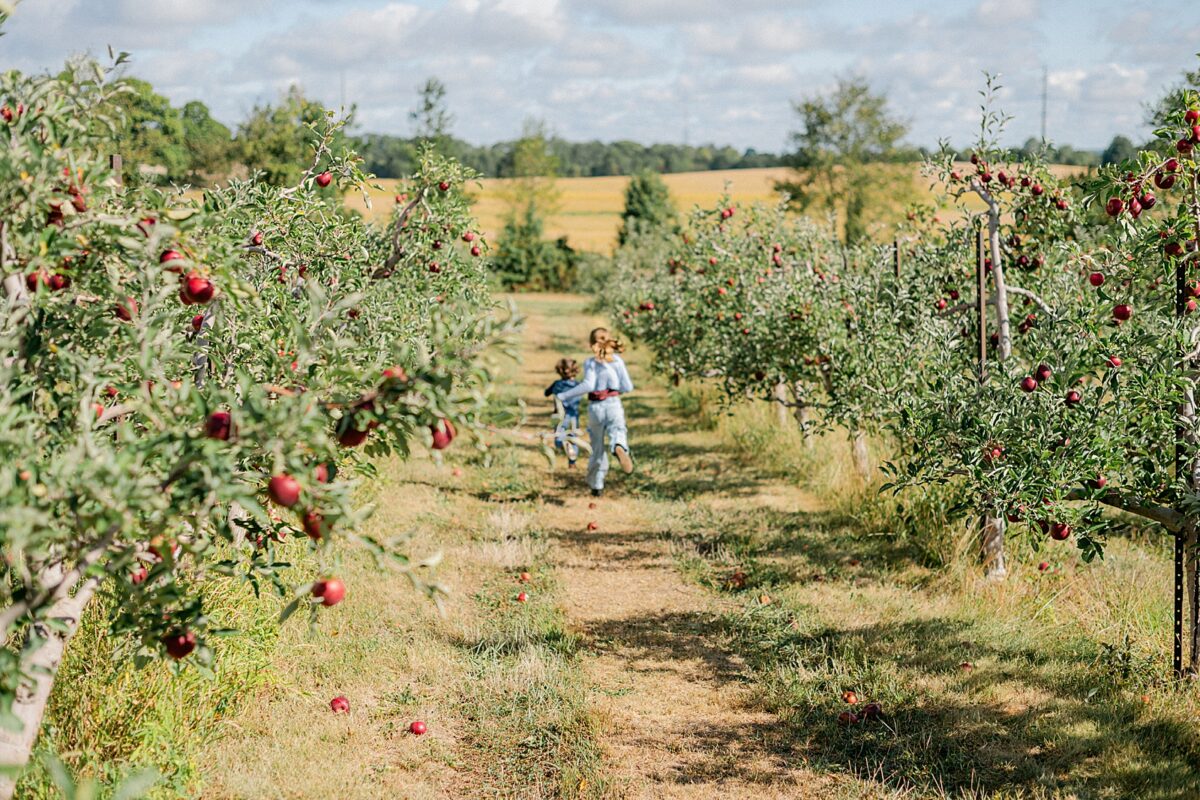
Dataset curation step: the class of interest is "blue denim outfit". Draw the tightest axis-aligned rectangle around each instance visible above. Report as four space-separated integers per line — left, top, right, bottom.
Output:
556 356 634 490
544 378 581 459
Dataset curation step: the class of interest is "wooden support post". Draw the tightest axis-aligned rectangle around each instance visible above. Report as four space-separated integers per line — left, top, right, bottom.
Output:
893 239 901 280
109 154 123 187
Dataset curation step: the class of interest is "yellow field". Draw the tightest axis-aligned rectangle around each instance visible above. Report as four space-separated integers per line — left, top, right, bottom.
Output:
347 163 1092 254
349 167 793 253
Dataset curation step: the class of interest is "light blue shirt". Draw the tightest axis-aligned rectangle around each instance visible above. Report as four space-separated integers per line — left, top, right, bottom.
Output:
557 355 633 404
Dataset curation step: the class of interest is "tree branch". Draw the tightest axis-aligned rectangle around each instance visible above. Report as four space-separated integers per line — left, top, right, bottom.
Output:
1064 488 1184 532
0 523 118 646
1006 286 1054 315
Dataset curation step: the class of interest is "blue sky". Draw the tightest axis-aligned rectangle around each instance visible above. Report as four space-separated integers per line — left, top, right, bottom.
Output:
4 0 1199 152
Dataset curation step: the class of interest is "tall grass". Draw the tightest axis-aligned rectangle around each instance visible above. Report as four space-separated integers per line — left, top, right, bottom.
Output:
16 565 285 798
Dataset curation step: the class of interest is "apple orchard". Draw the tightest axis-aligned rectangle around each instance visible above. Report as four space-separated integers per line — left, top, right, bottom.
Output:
0 55 514 791
603 88 1200 675
4 12 1200 796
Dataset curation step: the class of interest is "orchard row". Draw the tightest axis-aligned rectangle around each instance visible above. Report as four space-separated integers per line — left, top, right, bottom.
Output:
602 89 1200 673
0 57 508 785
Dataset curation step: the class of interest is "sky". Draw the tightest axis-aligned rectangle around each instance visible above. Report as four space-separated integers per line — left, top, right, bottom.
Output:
3 0 1199 153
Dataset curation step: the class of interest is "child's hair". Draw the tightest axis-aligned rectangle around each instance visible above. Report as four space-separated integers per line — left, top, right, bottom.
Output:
555 358 580 380
589 327 609 346
592 337 625 362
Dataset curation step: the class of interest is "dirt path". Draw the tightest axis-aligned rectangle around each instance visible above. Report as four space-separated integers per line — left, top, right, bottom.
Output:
514 295 825 798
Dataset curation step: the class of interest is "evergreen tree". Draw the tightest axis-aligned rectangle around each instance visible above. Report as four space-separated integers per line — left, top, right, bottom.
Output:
618 171 676 246
1100 135 1138 165
491 202 578 291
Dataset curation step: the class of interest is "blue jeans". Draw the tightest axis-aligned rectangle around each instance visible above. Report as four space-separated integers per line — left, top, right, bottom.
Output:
555 411 580 461
587 398 629 491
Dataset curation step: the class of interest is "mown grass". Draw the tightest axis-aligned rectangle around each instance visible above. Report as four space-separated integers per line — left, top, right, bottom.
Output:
455 537 607 799
652 383 1200 799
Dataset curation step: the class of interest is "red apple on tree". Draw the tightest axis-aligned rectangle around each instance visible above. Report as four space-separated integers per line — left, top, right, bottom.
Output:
181 272 215 304
162 630 196 660
113 296 138 321
205 411 233 440
268 474 301 507
315 171 332 188
430 419 456 450
302 510 326 540
338 425 370 448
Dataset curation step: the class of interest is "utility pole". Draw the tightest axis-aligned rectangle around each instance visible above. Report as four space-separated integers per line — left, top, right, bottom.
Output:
1040 66 1048 143
683 95 690 147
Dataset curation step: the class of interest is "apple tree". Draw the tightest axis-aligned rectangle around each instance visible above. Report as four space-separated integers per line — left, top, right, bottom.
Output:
885 89 1200 673
0 54 509 792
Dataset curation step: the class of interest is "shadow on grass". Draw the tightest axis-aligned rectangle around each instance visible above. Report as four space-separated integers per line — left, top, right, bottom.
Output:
574 604 806 789
724 608 1200 799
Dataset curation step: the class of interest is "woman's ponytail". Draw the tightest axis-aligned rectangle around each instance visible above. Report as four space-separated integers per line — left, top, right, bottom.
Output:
592 337 625 362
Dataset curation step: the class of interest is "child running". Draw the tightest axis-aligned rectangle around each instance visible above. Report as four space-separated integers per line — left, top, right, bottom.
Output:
555 328 634 497
544 358 582 468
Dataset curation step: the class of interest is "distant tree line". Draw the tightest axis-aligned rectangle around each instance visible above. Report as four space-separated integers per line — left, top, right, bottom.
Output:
104 73 1170 189
102 76 784 186
354 135 783 179
950 138 1127 168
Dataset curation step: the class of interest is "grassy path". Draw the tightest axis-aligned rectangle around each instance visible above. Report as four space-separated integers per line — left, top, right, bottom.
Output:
194 293 1200 799
524 295 815 797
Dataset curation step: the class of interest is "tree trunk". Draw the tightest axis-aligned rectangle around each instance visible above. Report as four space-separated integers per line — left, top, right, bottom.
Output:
850 429 871 481
0 572 100 798
980 513 1008 580
790 381 813 447
986 206 1013 361
977 192 1011 577
774 382 790 428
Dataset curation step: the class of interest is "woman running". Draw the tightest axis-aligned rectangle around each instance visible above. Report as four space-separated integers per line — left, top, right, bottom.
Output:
555 327 634 497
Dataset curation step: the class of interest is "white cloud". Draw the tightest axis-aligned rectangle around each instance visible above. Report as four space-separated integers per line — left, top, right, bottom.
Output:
1 0 1197 153
977 0 1039 25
